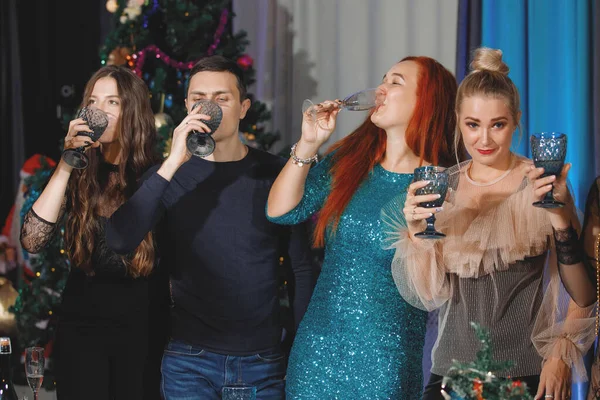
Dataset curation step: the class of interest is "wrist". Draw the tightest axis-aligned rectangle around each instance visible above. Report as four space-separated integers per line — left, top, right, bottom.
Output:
549 211 571 230
291 142 319 167
56 159 74 176
295 139 320 159
158 158 181 181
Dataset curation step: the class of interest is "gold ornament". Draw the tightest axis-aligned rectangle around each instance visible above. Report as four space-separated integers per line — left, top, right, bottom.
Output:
0 277 17 335
107 47 132 66
106 0 118 13
154 113 174 130
154 113 175 157
162 137 173 158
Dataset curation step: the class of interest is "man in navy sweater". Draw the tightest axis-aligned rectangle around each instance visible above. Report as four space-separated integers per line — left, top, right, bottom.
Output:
106 56 314 400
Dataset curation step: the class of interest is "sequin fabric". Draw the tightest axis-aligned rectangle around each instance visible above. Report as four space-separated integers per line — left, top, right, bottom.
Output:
268 157 427 399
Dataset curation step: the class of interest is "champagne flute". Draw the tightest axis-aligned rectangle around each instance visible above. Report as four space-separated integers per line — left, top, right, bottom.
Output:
61 107 109 169
413 166 448 239
24 347 44 400
530 132 567 208
302 88 378 127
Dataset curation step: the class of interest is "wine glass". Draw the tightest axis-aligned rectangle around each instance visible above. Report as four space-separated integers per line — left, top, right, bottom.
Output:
222 383 256 400
24 347 44 400
413 166 448 239
530 132 567 208
61 107 109 169
302 88 378 127
186 100 223 158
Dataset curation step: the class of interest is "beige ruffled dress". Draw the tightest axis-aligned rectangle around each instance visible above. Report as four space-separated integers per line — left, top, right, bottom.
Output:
382 156 596 380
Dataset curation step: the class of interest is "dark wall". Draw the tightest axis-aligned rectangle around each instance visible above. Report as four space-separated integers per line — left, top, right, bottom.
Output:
1 0 111 222
20 0 112 161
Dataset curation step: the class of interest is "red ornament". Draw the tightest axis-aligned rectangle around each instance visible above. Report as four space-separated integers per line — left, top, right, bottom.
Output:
237 54 253 70
473 379 484 400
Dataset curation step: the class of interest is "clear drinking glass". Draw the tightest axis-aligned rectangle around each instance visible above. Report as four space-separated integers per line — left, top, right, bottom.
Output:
302 88 378 127
24 347 44 400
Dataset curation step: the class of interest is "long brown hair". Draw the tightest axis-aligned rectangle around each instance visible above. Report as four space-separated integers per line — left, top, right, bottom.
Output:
64 66 159 277
313 56 459 247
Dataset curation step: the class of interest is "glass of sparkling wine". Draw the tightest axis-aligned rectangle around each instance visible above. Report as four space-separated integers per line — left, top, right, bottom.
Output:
24 347 44 400
302 88 378 128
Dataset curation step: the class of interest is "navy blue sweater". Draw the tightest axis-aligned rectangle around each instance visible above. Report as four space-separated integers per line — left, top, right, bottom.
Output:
106 147 314 355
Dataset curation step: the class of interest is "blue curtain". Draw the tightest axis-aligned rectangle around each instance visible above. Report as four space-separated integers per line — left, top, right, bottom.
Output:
480 1 596 398
480 0 594 210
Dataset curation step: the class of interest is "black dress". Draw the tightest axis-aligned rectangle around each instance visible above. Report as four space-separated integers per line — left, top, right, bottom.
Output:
20 162 169 400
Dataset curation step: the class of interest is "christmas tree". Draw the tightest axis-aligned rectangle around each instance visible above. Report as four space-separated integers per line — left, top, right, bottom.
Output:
100 0 280 154
11 0 283 389
441 322 533 400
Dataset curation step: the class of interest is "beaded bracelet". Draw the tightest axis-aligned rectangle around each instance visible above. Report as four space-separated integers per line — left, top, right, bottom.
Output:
290 142 318 167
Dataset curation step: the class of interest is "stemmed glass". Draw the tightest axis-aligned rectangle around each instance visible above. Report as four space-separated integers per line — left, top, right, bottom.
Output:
413 166 448 239
24 347 44 400
61 106 109 169
302 88 378 127
530 132 567 208
222 383 256 400
186 100 223 158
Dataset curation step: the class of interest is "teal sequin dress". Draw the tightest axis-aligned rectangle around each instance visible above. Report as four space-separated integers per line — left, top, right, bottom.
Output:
268 156 428 399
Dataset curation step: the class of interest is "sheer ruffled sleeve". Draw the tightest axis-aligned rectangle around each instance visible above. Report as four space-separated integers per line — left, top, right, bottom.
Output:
20 200 66 254
267 154 333 226
381 192 449 311
531 248 596 382
382 160 553 311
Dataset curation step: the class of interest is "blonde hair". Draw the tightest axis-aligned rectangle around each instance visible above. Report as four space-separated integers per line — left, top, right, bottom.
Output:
454 47 522 161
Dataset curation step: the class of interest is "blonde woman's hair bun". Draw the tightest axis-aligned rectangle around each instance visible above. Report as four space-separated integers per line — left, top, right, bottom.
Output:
470 47 509 76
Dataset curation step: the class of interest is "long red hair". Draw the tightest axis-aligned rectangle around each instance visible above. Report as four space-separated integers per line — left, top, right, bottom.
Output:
313 56 459 247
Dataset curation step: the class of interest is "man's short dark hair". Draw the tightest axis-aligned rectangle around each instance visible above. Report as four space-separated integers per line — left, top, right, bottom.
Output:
189 55 247 101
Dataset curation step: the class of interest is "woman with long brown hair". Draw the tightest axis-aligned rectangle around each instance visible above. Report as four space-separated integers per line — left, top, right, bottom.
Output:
266 56 459 399
20 65 168 400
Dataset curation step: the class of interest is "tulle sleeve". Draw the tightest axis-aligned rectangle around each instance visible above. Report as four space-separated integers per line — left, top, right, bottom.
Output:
381 193 450 311
531 248 596 382
381 160 553 311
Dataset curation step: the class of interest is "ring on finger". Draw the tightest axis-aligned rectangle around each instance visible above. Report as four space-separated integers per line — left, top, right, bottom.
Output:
543 395 553 398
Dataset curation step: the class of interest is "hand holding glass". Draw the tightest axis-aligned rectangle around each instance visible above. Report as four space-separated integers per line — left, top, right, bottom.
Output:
413 166 448 239
61 107 109 169
530 132 567 208
302 88 378 127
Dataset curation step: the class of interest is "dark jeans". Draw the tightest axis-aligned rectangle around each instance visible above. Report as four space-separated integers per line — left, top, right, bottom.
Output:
161 339 286 400
422 373 540 400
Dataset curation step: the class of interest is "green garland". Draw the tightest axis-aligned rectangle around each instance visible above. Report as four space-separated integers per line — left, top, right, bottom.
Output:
442 322 533 400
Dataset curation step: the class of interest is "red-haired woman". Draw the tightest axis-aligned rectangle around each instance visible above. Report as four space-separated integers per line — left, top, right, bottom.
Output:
20 66 168 400
267 57 459 399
